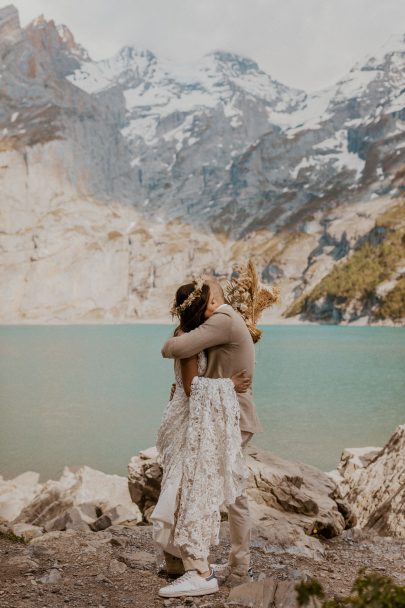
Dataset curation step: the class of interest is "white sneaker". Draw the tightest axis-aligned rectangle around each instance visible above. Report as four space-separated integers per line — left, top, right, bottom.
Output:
158 569 219 598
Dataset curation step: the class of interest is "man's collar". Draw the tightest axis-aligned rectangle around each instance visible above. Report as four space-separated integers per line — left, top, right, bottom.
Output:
215 303 228 311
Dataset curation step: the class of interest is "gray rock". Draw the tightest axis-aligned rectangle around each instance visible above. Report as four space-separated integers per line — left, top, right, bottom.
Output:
127 454 163 521
9 523 44 541
332 425 405 537
228 576 318 608
108 558 127 576
6 556 40 573
228 578 278 607
119 550 156 569
38 568 62 584
89 514 112 532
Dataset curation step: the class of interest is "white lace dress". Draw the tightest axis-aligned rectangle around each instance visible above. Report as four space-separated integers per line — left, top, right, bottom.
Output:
151 351 248 565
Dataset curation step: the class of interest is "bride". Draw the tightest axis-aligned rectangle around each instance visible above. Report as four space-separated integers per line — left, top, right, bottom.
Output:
151 279 250 598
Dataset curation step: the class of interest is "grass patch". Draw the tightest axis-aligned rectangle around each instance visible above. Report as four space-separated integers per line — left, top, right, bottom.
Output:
0 529 27 544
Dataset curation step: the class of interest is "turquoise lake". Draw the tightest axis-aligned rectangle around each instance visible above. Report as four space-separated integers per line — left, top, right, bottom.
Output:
0 325 404 481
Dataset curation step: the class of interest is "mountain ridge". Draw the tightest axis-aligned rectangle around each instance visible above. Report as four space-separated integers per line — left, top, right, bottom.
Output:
0 4 404 324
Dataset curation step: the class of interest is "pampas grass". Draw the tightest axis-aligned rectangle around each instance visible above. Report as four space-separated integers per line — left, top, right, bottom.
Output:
224 259 280 343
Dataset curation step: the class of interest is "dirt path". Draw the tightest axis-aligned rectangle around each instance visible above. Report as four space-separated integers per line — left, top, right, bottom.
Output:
1 525 404 608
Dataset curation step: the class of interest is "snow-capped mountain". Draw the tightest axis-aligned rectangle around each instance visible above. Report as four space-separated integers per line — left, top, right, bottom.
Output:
67 46 308 228
66 30 405 236
0 4 404 324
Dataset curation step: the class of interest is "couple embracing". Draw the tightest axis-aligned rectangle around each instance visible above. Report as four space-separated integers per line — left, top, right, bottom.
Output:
151 268 276 599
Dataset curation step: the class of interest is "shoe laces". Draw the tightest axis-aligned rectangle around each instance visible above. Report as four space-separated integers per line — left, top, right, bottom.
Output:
168 570 196 586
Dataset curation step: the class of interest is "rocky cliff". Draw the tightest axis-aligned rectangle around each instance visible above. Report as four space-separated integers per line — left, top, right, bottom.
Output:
329 424 405 538
0 4 404 324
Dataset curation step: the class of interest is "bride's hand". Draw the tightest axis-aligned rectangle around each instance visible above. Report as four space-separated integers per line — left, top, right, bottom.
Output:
231 369 251 393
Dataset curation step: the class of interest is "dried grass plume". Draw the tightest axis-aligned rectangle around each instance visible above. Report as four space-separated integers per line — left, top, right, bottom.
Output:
224 259 280 343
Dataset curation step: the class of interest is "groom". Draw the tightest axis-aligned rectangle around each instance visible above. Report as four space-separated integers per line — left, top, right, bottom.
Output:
161 279 263 586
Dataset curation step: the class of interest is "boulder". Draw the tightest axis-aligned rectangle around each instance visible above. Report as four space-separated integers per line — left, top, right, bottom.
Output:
11 465 142 531
330 424 405 537
0 471 42 522
38 568 62 585
9 522 44 541
127 448 162 522
127 445 352 556
245 446 351 558
228 576 317 608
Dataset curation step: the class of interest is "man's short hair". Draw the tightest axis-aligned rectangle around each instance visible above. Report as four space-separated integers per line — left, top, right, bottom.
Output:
207 279 225 303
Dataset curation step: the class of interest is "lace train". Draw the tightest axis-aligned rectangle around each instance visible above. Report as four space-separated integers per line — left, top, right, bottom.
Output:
151 359 249 563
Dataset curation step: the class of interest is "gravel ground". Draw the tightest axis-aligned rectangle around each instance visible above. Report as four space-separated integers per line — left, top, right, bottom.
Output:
1 524 404 608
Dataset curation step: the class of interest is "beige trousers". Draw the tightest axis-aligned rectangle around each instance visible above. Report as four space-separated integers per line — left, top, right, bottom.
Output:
180 430 253 574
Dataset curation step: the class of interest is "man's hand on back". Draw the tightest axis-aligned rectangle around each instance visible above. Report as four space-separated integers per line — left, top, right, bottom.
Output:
231 369 251 393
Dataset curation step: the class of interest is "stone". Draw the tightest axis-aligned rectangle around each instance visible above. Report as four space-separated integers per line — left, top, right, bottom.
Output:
119 550 156 569
43 504 95 532
0 471 42 522
108 558 127 576
139 447 159 460
6 556 40 573
128 451 163 520
89 514 112 532
64 507 92 532
38 568 62 584
228 578 278 607
244 446 351 558
12 465 141 531
102 504 142 525
331 424 405 537
228 576 321 608
10 523 44 541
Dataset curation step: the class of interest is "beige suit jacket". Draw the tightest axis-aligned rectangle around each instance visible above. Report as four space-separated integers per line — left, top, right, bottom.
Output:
161 304 263 434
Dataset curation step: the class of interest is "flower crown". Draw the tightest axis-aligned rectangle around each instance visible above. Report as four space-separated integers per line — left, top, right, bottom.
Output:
170 278 206 318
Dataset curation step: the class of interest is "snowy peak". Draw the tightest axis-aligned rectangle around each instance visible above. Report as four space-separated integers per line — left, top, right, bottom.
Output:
69 45 305 115
68 45 158 93
117 45 156 63
209 50 261 74
358 32 405 70
56 24 90 62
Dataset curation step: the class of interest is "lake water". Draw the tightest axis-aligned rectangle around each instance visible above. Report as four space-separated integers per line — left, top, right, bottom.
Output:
1 325 404 482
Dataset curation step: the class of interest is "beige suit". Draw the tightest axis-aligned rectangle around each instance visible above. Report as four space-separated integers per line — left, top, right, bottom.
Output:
161 303 263 435
161 303 262 573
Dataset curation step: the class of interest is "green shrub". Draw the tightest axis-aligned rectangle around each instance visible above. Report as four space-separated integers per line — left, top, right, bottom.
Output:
375 276 405 321
296 570 405 608
0 529 27 544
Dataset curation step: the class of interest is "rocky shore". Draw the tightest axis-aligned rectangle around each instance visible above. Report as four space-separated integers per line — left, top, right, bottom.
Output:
1 425 404 607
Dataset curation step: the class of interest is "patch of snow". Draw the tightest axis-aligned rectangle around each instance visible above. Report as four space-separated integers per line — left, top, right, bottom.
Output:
121 116 158 145
385 90 405 114
312 129 365 179
290 156 315 179
11 112 18 123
